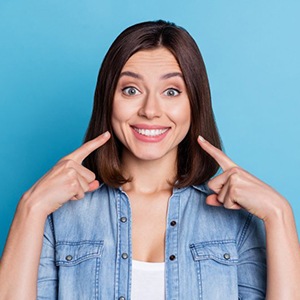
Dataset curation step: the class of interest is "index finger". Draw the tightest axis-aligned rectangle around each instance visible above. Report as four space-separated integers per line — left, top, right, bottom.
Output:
197 135 237 171
66 131 111 163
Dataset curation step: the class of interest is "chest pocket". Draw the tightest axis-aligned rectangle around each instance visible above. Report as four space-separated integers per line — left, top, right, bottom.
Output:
55 241 104 299
190 240 239 300
55 241 104 266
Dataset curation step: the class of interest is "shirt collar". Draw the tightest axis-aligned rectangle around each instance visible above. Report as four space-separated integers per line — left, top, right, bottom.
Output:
98 182 214 195
191 182 215 195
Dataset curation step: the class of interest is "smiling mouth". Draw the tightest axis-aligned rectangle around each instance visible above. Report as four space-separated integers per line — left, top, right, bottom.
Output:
133 127 169 137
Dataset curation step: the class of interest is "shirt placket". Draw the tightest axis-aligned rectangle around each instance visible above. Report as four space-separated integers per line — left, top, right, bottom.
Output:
115 189 132 300
165 191 180 299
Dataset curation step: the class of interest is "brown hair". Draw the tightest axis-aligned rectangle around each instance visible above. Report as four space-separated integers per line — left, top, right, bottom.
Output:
83 20 222 188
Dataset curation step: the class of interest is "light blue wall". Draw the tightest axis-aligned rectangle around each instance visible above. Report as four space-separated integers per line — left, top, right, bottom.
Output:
1 0 299 255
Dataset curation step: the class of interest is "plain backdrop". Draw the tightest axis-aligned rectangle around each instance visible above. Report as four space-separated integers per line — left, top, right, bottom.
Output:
0 0 299 255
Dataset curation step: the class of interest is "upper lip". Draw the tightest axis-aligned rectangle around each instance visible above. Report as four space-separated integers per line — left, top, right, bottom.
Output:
131 124 170 130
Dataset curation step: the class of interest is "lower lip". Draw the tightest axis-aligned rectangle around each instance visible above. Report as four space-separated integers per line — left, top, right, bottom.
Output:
131 127 170 143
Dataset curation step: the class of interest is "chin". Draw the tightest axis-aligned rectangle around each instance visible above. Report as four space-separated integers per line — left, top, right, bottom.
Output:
134 152 165 161
131 146 177 162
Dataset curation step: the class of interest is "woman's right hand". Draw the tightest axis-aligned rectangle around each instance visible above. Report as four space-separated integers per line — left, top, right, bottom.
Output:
20 131 111 216
0 132 111 299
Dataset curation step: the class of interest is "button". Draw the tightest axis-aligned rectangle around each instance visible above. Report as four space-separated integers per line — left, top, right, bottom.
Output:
121 253 128 259
65 255 73 261
120 217 127 223
119 297 125 300
223 253 230 260
169 255 176 261
170 220 177 226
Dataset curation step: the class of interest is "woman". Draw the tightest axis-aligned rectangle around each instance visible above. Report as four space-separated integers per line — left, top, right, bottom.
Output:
0 20 299 299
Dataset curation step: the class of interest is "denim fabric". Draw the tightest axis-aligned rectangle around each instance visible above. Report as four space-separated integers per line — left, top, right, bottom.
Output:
37 184 266 299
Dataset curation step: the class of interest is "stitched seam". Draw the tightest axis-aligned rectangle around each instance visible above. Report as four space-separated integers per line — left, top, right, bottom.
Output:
44 215 56 246
237 213 253 249
95 257 101 300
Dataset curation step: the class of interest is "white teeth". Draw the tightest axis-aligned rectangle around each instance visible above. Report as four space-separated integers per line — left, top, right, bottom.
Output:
134 128 168 137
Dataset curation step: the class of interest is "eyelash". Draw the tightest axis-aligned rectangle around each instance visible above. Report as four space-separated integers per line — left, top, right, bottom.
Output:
121 86 182 97
163 88 182 97
121 86 140 96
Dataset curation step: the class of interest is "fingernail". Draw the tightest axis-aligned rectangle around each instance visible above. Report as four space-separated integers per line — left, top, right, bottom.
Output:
103 131 110 137
198 135 206 142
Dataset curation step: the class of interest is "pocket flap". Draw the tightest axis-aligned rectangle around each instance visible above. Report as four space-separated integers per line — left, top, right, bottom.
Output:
190 240 238 265
55 241 104 266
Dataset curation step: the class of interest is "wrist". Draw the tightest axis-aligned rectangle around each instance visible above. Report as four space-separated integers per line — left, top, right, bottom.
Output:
263 196 293 228
17 192 49 222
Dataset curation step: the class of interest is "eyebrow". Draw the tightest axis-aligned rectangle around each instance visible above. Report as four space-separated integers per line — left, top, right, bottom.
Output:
119 71 183 80
119 71 142 79
161 72 183 80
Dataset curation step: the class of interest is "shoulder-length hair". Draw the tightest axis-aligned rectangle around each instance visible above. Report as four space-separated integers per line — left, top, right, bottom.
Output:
83 20 222 188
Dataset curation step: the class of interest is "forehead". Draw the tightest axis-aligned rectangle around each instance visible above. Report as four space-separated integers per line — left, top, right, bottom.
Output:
122 47 182 72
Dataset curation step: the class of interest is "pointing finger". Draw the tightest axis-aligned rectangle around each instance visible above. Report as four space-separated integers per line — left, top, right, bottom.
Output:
197 135 237 171
66 131 111 163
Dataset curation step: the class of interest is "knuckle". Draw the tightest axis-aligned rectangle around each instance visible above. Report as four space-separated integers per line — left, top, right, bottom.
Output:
216 195 223 203
223 201 231 209
58 158 76 169
75 191 85 199
54 160 65 169
69 180 80 191
229 169 243 186
229 166 241 175
64 159 76 168
207 181 214 191
87 173 96 183
65 168 77 178
81 181 89 192
80 143 90 152
58 155 70 163
228 185 240 200
52 164 60 171
224 201 236 210
231 173 240 184
90 172 96 181
22 190 31 200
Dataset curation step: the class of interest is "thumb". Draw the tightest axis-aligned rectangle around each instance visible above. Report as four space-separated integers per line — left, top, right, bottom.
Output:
88 180 100 192
206 194 222 207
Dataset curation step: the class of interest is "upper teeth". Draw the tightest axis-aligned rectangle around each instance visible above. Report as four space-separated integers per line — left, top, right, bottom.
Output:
134 128 168 136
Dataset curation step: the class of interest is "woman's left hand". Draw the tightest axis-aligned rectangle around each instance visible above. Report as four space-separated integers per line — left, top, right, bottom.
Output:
197 136 290 222
198 136 300 298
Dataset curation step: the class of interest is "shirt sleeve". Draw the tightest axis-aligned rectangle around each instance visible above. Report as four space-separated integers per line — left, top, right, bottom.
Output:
237 213 267 299
37 215 58 299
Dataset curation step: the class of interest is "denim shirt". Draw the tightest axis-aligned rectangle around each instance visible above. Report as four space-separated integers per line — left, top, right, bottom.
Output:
37 184 266 299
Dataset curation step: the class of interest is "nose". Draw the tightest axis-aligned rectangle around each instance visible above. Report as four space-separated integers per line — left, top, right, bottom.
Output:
138 93 162 119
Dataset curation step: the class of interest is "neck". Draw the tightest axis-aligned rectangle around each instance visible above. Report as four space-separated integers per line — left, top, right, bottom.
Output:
121 150 177 194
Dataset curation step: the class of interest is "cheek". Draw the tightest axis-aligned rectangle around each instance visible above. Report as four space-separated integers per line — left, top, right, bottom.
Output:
111 102 123 136
111 100 135 137
169 101 191 129
112 100 127 125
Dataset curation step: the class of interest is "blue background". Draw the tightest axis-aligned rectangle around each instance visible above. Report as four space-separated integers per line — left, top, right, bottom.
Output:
0 0 299 255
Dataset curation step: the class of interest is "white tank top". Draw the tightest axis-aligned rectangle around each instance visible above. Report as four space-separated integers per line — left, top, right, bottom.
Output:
131 259 165 300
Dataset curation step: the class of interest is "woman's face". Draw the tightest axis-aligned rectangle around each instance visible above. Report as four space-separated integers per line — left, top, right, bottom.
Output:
112 47 191 162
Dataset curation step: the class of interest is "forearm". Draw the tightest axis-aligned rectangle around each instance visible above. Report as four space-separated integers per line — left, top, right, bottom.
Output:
265 201 300 300
0 196 47 300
